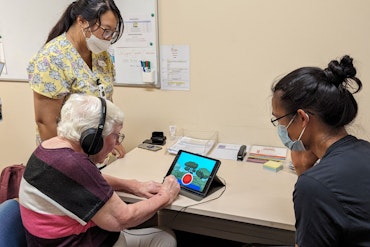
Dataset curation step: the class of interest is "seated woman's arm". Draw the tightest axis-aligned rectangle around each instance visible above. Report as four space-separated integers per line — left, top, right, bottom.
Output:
92 175 179 231
102 173 162 198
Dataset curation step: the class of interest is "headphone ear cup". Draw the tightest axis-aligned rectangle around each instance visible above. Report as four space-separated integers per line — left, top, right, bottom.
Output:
80 128 104 155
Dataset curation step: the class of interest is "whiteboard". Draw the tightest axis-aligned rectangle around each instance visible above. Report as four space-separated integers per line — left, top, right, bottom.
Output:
0 0 160 88
111 0 160 87
0 0 70 81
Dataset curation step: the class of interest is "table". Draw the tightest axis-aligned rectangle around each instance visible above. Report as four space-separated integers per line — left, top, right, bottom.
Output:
102 146 297 245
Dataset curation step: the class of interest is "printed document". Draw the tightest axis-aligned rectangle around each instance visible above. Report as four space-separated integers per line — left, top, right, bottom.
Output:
210 143 250 160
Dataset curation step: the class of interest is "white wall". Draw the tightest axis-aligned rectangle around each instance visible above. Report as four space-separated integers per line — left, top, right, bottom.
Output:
1 0 370 170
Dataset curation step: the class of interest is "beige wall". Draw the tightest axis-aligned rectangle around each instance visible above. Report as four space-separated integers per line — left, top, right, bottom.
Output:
1 0 370 169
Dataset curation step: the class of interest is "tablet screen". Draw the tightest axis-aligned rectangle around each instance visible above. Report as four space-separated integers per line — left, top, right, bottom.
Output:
166 150 221 198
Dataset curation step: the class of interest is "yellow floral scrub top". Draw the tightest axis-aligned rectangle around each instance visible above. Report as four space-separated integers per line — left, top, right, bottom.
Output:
28 33 114 101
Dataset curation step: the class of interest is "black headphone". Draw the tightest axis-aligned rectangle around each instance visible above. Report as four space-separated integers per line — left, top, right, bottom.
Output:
80 97 107 155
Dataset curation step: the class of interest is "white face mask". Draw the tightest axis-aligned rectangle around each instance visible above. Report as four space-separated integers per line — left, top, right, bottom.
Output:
83 28 111 54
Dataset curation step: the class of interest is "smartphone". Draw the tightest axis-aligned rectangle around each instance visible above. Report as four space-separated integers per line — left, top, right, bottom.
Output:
138 143 162 151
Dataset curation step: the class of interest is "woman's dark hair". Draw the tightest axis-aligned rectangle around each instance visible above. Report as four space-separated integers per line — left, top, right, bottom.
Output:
46 0 124 44
272 55 362 128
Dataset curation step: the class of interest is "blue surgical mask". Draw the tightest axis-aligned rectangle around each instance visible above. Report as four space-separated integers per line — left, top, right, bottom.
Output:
277 114 307 151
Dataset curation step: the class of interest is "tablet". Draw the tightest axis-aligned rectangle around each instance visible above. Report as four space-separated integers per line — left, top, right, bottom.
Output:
166 150 224 201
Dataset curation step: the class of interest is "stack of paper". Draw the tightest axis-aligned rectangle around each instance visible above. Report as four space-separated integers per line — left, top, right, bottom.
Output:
247 145 287 164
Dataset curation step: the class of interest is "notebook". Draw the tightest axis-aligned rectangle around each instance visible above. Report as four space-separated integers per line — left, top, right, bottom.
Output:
165 150 224 201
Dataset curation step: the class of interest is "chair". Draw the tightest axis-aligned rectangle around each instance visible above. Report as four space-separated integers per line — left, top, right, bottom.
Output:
0 199 27 246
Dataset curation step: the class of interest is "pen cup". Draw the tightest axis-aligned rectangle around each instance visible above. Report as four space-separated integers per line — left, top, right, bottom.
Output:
142 70 155 83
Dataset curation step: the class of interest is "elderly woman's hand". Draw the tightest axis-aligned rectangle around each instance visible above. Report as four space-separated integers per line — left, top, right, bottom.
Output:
133 180 163 199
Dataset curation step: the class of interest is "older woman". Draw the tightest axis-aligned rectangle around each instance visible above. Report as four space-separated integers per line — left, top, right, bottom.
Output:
19 94 180 246
271 55 370 246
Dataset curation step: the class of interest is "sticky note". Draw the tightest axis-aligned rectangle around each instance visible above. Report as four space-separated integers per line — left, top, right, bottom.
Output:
263 160 283 172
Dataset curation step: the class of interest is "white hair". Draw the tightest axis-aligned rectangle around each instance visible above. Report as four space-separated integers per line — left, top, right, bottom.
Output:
57 94 124 142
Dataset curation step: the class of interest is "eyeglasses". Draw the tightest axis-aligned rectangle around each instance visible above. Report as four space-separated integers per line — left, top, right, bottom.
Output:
270 111 296 127
96 24 119 40
113 133 125 144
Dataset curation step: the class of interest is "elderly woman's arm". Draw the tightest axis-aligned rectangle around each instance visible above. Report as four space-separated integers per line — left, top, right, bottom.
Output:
92 175 180 231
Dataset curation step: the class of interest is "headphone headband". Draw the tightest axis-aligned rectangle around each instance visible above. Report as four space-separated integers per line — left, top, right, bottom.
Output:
80 97 107 155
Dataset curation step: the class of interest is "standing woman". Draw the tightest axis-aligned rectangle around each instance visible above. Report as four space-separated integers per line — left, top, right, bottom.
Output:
271 55 370 246
28 0 125 157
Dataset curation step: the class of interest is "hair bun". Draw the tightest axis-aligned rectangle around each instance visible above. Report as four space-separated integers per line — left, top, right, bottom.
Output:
324 55 357 88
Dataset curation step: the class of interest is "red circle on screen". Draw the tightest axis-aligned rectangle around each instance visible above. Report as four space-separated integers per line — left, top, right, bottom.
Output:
182 173 193 185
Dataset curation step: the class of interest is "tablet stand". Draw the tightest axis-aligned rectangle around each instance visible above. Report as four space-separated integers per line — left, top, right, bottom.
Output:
180 175 225 201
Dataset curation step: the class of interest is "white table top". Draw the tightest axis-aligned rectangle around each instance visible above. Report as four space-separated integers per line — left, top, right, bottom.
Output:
102 147 297 231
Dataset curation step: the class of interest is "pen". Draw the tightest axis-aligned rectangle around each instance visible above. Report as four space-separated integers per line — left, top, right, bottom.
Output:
140 61 145 72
